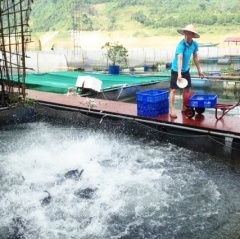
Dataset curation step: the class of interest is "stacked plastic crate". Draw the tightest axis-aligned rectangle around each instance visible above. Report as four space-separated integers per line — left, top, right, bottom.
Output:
136 89 169 117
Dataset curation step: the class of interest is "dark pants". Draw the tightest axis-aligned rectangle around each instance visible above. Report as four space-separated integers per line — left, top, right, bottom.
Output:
170 69 191 89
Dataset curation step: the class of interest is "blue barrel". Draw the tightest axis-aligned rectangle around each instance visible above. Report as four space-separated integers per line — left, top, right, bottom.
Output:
166 62 172 69
191 78 210 88
143 65 149 72
108 65 120 74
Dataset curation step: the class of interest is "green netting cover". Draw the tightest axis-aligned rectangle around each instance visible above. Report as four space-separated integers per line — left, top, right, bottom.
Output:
22 71 170 94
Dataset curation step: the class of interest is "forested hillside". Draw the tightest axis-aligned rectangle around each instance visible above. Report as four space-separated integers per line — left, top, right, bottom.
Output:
30 0 240 34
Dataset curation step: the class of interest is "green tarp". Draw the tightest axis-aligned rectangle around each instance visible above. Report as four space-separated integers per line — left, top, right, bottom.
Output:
23 71 170 94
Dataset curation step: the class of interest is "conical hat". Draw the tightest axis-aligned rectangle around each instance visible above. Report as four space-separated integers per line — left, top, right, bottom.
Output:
177 24 200 38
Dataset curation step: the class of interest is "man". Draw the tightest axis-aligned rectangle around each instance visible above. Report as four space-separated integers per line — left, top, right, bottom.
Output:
170 24 204 118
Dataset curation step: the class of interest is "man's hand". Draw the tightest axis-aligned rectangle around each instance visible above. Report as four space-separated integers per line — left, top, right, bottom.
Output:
198 70 204 79
177 74 182 81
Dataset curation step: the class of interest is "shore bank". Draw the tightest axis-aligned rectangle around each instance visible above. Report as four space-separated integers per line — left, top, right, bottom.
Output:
25 30 240 72
32 30 238 51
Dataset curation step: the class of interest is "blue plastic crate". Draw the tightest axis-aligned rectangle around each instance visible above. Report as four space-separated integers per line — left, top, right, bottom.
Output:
158 100 169 115
189 94 217 108
136 89 168 103
137 99 169 117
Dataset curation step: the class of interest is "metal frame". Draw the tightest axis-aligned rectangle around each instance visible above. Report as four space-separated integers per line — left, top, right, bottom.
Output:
0 0 33 106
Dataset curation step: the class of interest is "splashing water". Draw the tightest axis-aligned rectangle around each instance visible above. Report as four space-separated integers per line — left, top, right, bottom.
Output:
0 122 240 239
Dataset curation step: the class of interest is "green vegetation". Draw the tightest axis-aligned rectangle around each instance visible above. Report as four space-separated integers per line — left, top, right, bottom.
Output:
30 0 240 34
101 42 128 66
6 93 35 107
221 66 240 76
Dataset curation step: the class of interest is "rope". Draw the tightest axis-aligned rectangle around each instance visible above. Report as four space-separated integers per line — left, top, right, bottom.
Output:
209 135 240 152
132 120 207 138
98 111 240 152
100 84 127 101
101 90 108 100
116 84 127 100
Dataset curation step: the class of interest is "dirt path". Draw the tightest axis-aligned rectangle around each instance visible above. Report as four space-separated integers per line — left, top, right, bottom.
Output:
41 31 59 45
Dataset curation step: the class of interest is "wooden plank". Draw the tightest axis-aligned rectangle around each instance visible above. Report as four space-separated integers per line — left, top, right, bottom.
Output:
26 89 240 138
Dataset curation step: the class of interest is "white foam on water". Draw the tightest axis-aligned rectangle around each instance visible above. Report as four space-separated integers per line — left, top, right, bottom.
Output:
0 122 221 238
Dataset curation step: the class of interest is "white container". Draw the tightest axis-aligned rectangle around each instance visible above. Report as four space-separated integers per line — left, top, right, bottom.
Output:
76 76 102 92
217 58 231 65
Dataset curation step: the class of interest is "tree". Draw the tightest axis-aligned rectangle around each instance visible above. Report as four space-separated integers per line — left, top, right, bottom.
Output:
101 42 128 66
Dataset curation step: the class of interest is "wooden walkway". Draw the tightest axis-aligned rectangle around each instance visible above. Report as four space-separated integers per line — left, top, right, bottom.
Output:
26 90 240 138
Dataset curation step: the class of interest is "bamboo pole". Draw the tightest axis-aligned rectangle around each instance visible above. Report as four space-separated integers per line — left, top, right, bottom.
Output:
191 74 240 80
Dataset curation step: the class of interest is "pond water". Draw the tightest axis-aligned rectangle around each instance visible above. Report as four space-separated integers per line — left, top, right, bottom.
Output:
1 59 240 238
1 121 240 239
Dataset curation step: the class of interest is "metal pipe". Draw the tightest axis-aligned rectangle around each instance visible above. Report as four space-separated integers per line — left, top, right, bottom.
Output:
157 74 240 81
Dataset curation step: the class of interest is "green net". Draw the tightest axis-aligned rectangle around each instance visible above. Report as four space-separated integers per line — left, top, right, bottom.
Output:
22 71 170 94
